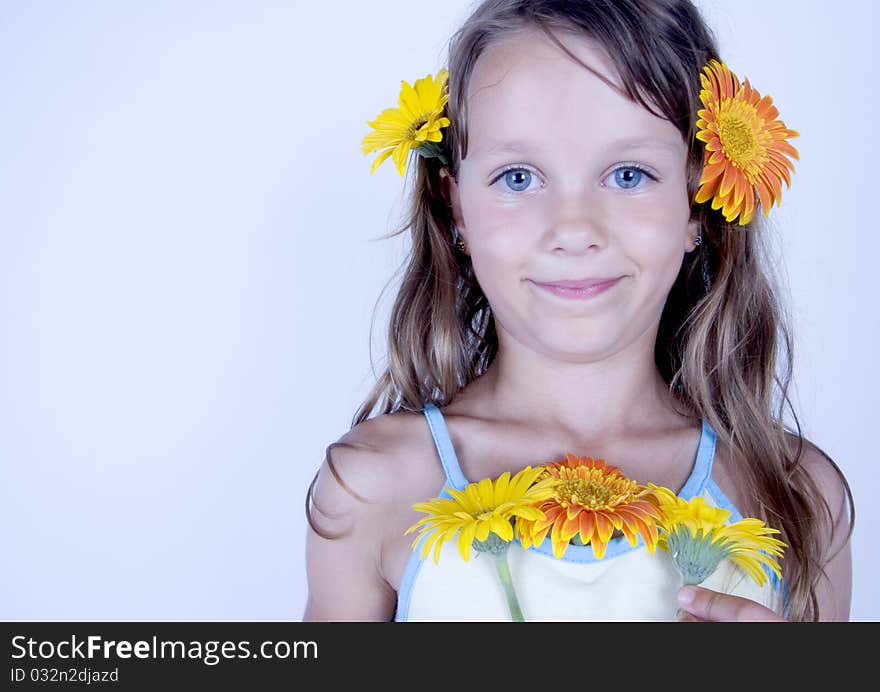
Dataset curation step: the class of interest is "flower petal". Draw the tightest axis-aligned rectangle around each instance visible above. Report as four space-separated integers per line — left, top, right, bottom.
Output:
692 59 798 224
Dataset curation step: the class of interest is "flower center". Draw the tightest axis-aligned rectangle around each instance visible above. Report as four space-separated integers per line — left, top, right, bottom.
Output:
717 108 758 168
407 116 430 139
559 479 615 509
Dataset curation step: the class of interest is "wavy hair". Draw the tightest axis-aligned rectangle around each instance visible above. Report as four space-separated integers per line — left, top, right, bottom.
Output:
308 0 853 621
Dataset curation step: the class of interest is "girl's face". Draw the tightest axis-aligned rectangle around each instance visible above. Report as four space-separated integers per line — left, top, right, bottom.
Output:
442 30 699 363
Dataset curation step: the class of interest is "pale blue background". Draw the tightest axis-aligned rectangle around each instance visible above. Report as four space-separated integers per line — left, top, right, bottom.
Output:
1 1 876 620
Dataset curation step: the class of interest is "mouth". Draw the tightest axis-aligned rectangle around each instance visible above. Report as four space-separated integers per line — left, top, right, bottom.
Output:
528 276 625 300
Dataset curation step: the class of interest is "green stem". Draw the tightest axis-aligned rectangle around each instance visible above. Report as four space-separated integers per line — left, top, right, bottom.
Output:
493 553 525 622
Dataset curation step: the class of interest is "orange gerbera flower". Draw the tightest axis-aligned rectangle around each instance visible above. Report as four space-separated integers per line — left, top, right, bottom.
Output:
517 455 663 559
694 59 799 226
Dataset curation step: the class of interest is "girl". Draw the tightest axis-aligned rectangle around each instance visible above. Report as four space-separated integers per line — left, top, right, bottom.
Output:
304 0 853 622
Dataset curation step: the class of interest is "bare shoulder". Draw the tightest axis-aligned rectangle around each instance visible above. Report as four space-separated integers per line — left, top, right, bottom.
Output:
715 429 853 546
309 410 441 519
785 431 854 548
785 430 854 621
711 427 853 620
303 410 443 621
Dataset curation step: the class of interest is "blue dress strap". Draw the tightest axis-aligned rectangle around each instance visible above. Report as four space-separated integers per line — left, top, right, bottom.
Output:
422 403 717 500
422 402 469 492
677 418 717 499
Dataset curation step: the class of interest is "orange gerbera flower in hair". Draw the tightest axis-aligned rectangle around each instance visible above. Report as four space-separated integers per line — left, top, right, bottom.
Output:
517 455 663 559
694 59 799 226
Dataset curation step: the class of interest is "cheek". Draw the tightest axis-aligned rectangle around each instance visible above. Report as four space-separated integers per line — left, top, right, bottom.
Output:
620 207 690 288
460 189 511 236
469 238 525 304
465 224 531 313
459 194 532 271
626 192 691 247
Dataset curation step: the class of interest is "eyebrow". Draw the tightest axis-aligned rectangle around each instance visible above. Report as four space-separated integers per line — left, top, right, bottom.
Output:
609 138 681 152
476 137 680 156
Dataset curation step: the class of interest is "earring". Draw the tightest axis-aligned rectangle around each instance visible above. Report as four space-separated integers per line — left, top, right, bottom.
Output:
690 231 711 292
699 238 712 293
455 238 467 254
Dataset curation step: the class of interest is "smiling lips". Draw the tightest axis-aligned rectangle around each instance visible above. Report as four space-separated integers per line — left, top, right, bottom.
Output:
530 276 624 300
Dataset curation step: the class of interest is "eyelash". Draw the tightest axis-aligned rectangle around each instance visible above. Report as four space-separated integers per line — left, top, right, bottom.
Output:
490 163 657 192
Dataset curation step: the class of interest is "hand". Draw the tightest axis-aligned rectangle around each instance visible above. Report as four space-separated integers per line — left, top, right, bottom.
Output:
676 585 787 622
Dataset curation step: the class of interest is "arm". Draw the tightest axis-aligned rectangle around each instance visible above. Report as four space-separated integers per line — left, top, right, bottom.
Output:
804 441 853 621
302 439 398 621
677 444 853 622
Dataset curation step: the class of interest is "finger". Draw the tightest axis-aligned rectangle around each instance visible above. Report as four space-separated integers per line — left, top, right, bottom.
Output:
675 608 701 622
677 585 786 622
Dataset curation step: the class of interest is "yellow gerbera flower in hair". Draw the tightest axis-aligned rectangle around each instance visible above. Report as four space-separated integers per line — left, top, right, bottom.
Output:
694 59 800 226
361 68 451 176
517 455 663 559
649 484 787 586
404 466 557 564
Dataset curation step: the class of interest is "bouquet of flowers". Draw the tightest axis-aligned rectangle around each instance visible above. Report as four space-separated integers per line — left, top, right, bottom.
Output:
405 454 786 621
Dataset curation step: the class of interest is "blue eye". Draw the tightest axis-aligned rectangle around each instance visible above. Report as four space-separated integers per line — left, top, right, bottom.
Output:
491 164 655 193
493 167 537 193
610 165 654 190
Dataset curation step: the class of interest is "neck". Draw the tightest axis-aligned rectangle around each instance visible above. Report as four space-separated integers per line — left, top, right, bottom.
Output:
475 325 687 438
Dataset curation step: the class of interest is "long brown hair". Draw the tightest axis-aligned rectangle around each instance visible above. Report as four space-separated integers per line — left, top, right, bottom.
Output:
309 0 853 621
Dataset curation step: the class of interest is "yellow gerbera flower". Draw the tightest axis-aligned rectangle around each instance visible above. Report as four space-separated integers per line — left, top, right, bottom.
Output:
517 455 663 559
649 484 787 586
694 59 800 226
361 68 451 176
405 466 557 564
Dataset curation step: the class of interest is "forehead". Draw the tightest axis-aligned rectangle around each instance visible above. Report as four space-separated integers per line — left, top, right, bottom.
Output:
465 29 683 157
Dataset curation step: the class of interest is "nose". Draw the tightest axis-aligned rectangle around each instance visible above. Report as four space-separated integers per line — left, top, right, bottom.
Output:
546 187 608 254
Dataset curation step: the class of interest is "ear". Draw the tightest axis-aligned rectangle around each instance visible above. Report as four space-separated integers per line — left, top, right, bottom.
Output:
439 167 466 236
